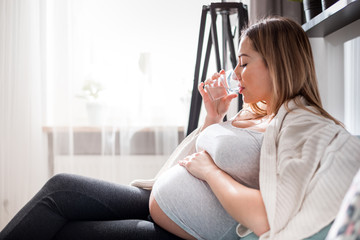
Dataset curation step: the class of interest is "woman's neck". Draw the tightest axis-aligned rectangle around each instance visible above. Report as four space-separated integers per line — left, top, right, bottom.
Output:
232 113 271 132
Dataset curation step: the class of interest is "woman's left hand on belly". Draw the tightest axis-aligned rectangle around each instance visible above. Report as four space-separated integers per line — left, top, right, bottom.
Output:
179 151 220 181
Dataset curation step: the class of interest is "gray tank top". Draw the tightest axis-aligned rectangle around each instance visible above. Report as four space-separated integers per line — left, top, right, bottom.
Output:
152 121 263 240
196 120 262 189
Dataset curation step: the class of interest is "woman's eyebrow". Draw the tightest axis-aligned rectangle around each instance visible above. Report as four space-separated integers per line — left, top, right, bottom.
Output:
238 53 250 58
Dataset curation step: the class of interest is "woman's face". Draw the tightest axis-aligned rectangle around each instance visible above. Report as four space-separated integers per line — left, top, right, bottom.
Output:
233 37 273 105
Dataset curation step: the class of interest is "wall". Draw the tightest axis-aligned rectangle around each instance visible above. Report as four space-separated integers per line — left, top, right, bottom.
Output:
310 19 360 134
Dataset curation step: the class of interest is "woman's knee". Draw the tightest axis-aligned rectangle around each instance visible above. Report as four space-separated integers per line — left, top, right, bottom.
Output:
43 173 76 191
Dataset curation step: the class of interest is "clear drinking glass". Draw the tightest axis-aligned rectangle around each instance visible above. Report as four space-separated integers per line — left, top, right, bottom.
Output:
205 70 240 101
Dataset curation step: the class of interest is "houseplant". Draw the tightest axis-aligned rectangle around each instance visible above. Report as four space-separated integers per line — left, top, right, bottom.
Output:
77 80 108 125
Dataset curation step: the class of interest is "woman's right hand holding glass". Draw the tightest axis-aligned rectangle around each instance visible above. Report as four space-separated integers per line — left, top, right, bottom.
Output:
198 70 238 129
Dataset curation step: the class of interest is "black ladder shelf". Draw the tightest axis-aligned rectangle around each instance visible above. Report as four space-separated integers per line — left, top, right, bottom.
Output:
187 2 249 135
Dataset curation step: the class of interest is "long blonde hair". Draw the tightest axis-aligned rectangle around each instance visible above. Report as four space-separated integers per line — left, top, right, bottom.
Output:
242 17 341 125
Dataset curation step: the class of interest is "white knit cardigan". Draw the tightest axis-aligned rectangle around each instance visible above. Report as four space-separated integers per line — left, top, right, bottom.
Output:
131 98 360 239
259 99 360 239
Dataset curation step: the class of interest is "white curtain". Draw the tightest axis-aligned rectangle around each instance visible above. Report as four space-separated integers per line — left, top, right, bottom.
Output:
44 0 202 184
1 0 226 230
0 0 48 230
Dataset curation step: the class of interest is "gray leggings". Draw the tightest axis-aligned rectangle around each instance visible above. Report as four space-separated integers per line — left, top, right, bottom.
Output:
0 173 182 240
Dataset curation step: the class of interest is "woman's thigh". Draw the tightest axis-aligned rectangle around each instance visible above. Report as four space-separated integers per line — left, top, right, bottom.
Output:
0 173 151 240
54 219 183 240
40 173 151 220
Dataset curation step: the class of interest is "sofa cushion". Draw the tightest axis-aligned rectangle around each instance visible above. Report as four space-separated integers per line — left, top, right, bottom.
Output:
326 168 360 239
239 223 332 239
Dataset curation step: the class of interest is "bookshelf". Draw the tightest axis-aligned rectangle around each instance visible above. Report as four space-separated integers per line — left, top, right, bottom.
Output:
302 0 360 37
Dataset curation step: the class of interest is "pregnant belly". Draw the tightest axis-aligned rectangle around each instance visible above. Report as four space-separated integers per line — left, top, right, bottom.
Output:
149 193 196 240
150 165 237 240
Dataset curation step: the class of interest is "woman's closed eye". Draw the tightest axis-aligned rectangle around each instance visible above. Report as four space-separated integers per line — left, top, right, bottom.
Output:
240 63 247 68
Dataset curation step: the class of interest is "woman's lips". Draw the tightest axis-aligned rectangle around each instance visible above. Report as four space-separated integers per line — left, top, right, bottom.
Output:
238 85 245 94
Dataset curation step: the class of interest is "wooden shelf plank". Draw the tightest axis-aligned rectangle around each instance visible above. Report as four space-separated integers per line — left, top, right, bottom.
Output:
302 0 360 37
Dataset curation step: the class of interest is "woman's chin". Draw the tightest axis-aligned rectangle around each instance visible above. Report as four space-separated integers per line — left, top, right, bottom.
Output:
242 97 259 105
242 95 251 104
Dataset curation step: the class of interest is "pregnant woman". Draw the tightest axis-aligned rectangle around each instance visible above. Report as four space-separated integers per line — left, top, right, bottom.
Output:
148 32 272 239
1 17 360 240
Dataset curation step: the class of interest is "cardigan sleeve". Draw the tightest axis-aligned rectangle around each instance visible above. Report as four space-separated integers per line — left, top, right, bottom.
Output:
260 108 360 240
130 126 202 190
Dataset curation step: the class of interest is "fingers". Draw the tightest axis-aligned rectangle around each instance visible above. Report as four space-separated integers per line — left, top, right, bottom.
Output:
179 152 200 167
198 82 207 98
204 78 212 85
221 93 238 108
178 160 186 166
225 93 238 101
179 154 190 165
178 157 191 167
201 70 225 93
211 73 219 80
211 69 225 80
